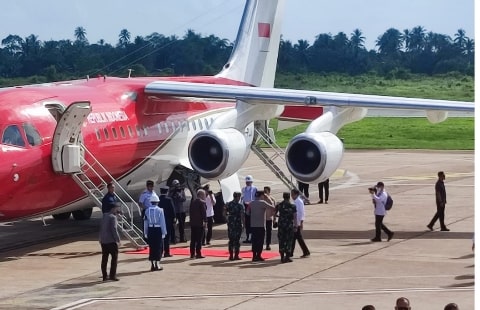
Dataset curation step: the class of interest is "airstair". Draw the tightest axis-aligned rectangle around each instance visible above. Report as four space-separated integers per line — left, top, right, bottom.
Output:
251 126 308 202
72 145 148 250
50 101 147 249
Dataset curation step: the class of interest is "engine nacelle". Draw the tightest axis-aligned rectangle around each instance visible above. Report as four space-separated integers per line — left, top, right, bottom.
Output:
188 129 250 179
285 132 344 183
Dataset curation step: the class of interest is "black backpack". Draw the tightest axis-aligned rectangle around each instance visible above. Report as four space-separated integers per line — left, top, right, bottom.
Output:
385 194 393 210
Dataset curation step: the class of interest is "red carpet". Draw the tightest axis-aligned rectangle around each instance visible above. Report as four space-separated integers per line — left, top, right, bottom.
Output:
124 246 279 259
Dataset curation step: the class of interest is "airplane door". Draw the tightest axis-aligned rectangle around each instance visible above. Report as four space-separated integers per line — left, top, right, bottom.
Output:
51 101 91 174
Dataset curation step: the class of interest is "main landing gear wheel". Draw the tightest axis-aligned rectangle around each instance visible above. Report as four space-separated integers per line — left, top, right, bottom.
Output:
52 212 71 220
72 208 93 220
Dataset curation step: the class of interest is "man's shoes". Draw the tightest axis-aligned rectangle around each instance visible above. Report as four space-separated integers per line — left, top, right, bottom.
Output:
164 254 173 258
427 224 433 231
300 253 310 258
318 200 323 204
387 232 394 241
196 255 205 259
190 255 195 259
229 256 234 261
325 201 328 204
206 242 211 245
285 257 293 263
151 265 155 271
441 228 450 231
243 239 251 244
265 246 271 250
233 256 242 261
102 277 108 282
257 257 265 261
109 277 119 281
370 238 381 242
157 266 163 271
180 239 188 242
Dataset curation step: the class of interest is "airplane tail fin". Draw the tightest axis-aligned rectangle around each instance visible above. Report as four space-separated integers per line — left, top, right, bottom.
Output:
216 0 285 87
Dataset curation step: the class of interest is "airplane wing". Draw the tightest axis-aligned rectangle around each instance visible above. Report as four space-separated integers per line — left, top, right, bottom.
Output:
145 81 474 112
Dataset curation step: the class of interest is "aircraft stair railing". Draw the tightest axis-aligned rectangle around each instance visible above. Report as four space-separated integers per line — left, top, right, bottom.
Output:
252 127 309 203
71 144 147 250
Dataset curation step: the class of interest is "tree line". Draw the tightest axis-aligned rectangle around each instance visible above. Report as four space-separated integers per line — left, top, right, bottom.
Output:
0 26 474 83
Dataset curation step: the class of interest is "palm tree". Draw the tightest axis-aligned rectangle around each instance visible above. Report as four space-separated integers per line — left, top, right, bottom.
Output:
1 34 24 54
402 29 411 52
350 29 365 50
409 26 426 52
118 29 131 47
453 29 467 50
464 38 474 56
376 28 403 56
74 26 88 44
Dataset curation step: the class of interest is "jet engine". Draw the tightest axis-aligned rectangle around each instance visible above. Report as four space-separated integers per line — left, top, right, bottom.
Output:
188 128 250 179
285 132 344 183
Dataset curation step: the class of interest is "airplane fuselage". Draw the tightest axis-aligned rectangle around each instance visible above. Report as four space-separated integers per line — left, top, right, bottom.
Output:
0 76 237 221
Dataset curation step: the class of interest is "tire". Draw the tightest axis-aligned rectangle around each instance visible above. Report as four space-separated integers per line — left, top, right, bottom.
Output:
52 212 71 220
72 208 93 221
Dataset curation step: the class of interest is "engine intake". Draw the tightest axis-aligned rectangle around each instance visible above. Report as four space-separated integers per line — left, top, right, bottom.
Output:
188 129 250 179
285 132 344 183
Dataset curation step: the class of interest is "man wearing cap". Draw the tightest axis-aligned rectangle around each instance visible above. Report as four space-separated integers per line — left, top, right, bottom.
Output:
241 175 257 243
158 186 176 257
99 203 121 281
225 192 245 260
102 182 118 213
139 180 155 218
169 179 187 242
369 182 394 242
144 192 167 271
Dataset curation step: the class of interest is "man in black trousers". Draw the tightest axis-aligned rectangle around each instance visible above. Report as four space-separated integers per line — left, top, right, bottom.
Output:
427 171 450 231
158 186 176 257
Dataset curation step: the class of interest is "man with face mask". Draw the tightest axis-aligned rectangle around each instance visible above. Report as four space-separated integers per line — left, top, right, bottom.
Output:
369 182 394 242
241 175 257 243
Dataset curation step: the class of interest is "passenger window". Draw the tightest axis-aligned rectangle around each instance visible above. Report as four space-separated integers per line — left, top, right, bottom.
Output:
136 125 141 137
2 125 25 147
103 128 109 140
112 127 118 139
23 123 42 146
120 126 126 138
95 128 101 141
127 125 134 137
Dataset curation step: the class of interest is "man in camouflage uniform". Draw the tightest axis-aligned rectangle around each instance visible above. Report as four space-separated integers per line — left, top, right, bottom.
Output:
274 192 297 263
225 192 245 260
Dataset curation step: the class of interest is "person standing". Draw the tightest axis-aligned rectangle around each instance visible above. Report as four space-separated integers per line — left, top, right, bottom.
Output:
317 178 329 204
99 203 121 281
263 186 275 250
248 191 275 261
158 186 176 257
169 179 187 242
297 180 310 204
274 192 297 263
144 193 167 271
241 175 257 243
139 180 155 218
203 184 216 245
225 192 245 260
290 189 310 257
101 182 118 213
369 182 394 242
427 171 449 231
189 189 207 259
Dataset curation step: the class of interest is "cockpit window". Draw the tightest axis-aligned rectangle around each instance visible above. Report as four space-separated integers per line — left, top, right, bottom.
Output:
2 125 25 147
23 123 42 146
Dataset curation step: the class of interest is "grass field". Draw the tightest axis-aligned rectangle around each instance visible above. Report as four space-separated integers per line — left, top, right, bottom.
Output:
270 73 474 150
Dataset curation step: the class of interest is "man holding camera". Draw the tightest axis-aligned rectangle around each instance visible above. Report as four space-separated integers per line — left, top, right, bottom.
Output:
369 182 394 242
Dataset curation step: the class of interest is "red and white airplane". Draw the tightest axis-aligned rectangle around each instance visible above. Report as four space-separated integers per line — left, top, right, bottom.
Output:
0 0 473 222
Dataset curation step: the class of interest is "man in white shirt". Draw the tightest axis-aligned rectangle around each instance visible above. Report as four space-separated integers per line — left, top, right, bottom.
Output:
369 181 394 242
203 184 216 245
290 189 310 258
241 175 257 243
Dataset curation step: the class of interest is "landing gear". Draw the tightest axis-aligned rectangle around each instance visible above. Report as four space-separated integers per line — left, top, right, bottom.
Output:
52 211 71 220
72 208 93 220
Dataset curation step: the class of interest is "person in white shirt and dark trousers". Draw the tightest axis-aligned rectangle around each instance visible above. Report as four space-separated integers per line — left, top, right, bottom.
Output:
369 181 394 242
203 184 216 245
290 189 310 258
241 175 257 243
144 192 167 271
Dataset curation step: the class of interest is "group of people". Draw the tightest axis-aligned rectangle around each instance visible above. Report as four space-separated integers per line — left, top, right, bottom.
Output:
98 170 451 280
235 175 310 262
362 296 459 309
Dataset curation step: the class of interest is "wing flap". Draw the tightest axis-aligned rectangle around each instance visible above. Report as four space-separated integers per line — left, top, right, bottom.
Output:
145 81 474 112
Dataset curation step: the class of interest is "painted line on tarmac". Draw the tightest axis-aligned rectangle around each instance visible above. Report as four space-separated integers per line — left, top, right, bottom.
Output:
52 287 473 310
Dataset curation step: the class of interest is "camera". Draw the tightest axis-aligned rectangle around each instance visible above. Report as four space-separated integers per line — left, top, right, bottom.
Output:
208 190 213 195
368 187 377 193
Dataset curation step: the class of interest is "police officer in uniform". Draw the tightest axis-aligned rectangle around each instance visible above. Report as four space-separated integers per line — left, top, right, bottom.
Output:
225 192 245 260
144 193 167 271
158 186 176 257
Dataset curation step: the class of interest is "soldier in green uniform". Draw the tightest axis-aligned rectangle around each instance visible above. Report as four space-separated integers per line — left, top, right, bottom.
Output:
225 192 245 260
274 192 297 263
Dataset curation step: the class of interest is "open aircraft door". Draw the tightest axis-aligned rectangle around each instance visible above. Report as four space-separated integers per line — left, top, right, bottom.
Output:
51 101 91 174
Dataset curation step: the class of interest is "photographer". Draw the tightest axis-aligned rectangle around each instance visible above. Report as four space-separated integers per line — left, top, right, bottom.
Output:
369 182 394 242
169 179 187 243
203 184 216 245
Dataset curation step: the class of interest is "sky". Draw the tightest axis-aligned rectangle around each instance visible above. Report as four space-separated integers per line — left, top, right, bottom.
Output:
0 0 474 50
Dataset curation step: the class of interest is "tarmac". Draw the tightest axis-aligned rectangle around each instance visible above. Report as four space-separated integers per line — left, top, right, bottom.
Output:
0 150 474 310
